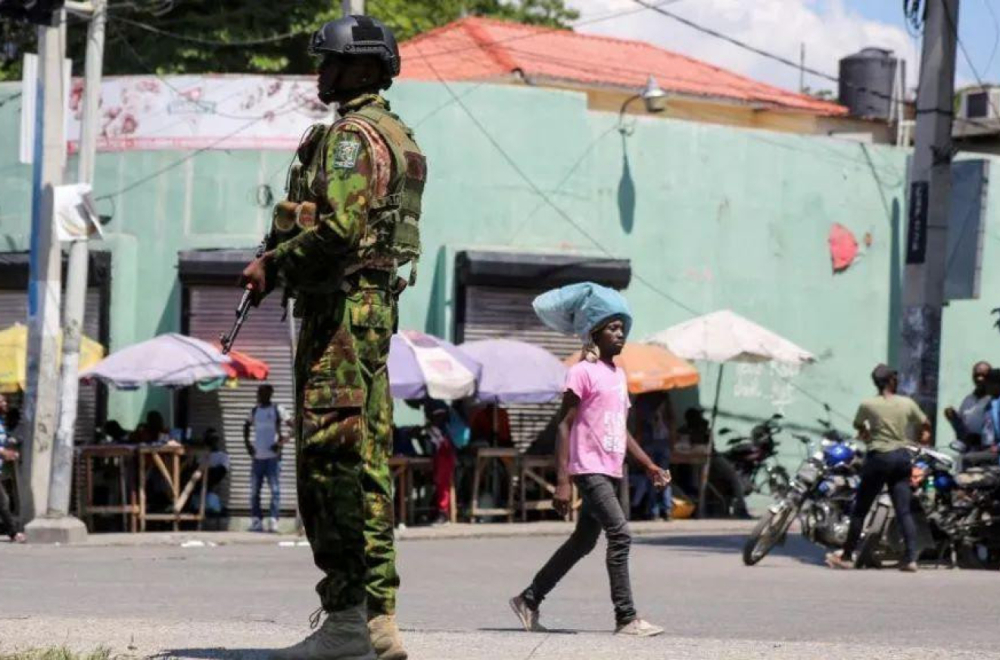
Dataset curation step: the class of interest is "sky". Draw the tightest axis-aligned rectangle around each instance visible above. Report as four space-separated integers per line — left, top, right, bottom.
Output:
565 0 1000 96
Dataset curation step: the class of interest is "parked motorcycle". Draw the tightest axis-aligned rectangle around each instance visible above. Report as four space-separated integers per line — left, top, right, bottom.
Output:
715 414 791 502
855 446 962 569
742 430 862 566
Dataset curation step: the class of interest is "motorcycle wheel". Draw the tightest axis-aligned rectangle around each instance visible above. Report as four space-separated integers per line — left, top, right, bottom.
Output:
856 508 903 569
742 503 796 566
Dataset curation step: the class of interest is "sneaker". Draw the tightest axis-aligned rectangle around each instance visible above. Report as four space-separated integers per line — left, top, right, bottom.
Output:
249 518 264 533
900 561 918 573
268 517 281 534
825 551 854 570
431 513 450 527
615 618 664 637
509 595 546 632
11 532 25 544
270 604 376 660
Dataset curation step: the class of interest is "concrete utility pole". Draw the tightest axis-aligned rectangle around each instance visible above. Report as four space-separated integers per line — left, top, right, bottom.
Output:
341 0 365 16
899 0 960 429
21 11 67 524
33 0 107 543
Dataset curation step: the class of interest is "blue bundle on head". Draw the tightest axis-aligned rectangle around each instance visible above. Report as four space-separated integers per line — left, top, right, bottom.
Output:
532 282 633 341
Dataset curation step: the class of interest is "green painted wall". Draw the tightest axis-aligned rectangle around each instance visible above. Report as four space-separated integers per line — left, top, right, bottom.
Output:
1 79 998 470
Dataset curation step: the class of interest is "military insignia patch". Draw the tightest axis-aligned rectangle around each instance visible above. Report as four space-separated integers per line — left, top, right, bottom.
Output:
333 140 361 169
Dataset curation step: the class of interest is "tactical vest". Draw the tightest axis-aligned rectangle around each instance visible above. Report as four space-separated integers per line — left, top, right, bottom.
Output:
273 98 426 292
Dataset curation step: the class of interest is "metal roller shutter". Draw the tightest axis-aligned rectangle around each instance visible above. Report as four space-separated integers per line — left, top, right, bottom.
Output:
185 286 297 516
0 288 104 446
457 286 581 450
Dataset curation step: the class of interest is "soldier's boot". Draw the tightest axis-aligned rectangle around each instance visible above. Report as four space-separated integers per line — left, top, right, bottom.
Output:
367 614 408 660
271 604 376 660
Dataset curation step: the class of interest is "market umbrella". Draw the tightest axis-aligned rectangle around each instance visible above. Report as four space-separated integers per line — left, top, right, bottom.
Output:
647 310 816 365
646 308 815 428
0 323 105 393
80 333 230 390
214 346 270 381
459 339 566 404
564 343 700 394
388 330 481 401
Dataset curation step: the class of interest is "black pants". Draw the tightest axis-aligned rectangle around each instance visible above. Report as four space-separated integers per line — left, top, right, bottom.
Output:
521 473 636 626
841 448 918 563
0 480 20 539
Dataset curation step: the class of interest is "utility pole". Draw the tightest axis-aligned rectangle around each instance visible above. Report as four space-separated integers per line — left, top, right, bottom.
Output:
20 9 67 526
32 0 106 543
341 0 365 16
899 0 959 432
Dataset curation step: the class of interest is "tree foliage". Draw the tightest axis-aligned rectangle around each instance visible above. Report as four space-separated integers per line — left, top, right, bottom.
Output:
0 0 579 81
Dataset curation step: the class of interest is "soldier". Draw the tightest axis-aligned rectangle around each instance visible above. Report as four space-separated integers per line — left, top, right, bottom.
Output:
240 15 425 660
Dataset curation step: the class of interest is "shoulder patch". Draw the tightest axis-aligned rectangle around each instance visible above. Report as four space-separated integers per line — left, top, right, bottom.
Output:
333 139 361 169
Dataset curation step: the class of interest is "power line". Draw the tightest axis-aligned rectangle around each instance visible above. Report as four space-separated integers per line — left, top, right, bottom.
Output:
0 92 22 110
111 15 304 46
944 0 1000 124
633 0 995 133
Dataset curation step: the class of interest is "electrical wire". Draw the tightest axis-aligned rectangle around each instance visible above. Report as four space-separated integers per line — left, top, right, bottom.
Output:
633 0 996 133
944 0 1000 124
112 15 304 47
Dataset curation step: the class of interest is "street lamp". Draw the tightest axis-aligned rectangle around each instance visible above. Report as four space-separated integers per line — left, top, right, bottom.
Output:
618 75 667 134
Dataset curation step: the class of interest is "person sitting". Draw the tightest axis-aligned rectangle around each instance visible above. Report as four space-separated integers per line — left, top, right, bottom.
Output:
630 393 675 521
945 361 992 450
101 420 130 444
470 403 512 447
130 411 168 444
204 428 229 516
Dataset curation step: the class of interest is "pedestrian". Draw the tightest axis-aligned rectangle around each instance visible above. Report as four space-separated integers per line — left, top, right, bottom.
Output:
826 364 931 572
944 361 992 449
243 385 289 533
239 14 423 660
424 400 459 526
0 394 25 544
510 282 669 637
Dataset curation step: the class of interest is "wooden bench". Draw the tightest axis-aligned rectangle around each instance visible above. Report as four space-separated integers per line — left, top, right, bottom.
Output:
470 447 518 523
78 445 140 533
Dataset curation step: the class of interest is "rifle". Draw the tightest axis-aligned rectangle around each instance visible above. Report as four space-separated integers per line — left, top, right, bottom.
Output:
221 232 270 355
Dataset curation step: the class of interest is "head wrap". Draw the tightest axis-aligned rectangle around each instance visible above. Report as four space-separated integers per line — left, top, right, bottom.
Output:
532 282 633 342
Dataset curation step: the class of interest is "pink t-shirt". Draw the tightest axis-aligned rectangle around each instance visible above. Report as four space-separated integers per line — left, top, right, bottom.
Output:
565 360 630 478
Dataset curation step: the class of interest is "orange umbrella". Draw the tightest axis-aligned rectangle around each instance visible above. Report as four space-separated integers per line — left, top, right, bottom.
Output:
215 347 270 381
564 343 699 394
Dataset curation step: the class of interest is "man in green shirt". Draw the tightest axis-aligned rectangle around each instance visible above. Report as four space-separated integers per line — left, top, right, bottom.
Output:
827 364 931 572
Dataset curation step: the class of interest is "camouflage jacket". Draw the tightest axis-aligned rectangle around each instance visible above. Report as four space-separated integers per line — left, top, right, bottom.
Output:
271 94 395 289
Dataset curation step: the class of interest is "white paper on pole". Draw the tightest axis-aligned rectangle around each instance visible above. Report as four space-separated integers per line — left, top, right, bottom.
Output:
53 183 103 242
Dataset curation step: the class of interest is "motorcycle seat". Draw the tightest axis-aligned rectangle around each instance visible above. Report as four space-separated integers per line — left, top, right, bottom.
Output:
956 468 1000 490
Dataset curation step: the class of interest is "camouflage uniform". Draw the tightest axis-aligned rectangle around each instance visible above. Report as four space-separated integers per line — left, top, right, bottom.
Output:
271 93 425 616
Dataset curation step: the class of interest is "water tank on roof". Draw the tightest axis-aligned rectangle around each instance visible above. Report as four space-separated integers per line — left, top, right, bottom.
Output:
838 48 902 121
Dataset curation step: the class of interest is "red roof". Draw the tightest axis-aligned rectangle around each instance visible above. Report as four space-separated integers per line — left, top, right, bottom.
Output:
400 17 847 116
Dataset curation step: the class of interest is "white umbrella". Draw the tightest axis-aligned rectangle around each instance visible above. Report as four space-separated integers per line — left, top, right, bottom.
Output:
647 310 815 517
80 333 230 390
647 310 815 365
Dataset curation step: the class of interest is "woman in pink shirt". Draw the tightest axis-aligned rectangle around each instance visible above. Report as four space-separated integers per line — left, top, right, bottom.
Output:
510 310 670 637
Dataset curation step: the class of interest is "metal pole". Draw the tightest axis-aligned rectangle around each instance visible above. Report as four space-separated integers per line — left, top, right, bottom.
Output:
47 0 105 529
899 0 959 433
20 12 67 526
341 0 365 16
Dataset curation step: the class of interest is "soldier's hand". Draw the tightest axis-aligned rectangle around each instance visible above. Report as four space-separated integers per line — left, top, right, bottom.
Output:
239 252 275 305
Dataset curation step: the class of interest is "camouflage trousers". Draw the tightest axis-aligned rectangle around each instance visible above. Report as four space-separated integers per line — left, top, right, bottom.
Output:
294 285 398 615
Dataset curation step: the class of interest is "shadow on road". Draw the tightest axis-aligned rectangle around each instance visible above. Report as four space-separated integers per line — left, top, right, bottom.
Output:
635 533 827 566
478 627 581 635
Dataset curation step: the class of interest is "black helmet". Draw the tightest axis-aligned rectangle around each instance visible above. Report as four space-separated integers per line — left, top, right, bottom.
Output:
310 15 401 79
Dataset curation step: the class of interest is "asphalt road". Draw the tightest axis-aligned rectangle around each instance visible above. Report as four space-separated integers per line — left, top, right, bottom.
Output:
2 529 1000 659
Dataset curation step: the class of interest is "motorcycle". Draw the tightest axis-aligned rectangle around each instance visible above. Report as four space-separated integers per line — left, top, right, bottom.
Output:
742 429 863 565
715 414 791 502
855 446 960 569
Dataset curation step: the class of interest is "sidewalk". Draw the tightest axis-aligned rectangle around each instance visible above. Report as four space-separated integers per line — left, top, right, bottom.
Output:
45 518 758 548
